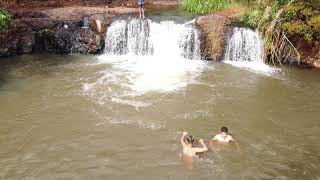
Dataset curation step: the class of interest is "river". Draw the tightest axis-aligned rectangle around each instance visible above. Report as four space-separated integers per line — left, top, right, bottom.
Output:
0 52 319 179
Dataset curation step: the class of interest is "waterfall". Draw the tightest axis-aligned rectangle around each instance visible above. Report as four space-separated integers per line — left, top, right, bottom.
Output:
224 27 264 62
127 19 153 55
104 18 202 60
104 20 128 55
96 18 206 93
224 27 276 74
179 25 202 60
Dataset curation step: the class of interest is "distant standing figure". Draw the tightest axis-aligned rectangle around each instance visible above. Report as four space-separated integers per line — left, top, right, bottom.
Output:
210 126 240 152
138 0 145 18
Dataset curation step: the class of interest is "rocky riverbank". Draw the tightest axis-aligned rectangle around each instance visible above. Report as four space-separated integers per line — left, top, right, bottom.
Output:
1 1 319 69
0 6 138 56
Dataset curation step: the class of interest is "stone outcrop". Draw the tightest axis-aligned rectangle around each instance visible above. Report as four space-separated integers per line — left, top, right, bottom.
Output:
0 6 137 56
196 14 231 61
0 21 35 56
33 14 111 54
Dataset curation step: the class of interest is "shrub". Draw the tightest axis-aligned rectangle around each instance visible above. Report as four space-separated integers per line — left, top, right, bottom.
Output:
0 9 13 32
282 1 320 42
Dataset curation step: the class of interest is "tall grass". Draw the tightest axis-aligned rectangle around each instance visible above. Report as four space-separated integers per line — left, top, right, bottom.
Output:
240 8 264 28
182 0 230 14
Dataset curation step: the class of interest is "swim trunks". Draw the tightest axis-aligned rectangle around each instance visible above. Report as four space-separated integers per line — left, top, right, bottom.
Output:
138 0 145 8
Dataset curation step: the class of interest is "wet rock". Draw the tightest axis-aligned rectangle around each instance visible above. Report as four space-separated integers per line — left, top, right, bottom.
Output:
0 13 112 56
88 14 111 34
34 26 104 54
0 22 35 56
0 6 140 56
196 14 231 61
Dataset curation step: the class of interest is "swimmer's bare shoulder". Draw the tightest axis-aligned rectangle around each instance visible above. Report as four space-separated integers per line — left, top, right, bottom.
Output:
211 127 241 152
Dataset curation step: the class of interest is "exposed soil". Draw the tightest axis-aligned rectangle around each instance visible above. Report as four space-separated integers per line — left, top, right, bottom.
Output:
3 0 180 20
290 37 320 68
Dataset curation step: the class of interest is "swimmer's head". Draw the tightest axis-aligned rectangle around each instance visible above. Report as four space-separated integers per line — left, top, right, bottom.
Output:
185 134 194 145
221 126 228 134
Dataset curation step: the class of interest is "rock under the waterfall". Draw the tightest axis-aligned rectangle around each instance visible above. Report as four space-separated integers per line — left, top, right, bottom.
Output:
196 14 231 61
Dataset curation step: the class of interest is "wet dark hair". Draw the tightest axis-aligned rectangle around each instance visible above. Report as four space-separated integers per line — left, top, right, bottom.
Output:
185 134 194 144
221 126 228 133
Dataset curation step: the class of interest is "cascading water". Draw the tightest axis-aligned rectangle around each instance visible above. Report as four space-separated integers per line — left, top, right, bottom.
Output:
104 20 128 55
83 18 206 98
224 27 264 62
224 27 276 74
126 19 153 55
179 25 202 60
104 18 202 59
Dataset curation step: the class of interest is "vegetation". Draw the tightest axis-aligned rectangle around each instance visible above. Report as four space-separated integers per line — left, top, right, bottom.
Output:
0 9 13 32
240 0 320 41
181 0 230 14
182 0 319 65
238 0 319 64
282 1 320 42
240 7 263 28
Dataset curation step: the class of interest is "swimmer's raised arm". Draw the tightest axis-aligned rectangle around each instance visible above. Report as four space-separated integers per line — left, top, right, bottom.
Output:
193 139 208 153
180 131 188 148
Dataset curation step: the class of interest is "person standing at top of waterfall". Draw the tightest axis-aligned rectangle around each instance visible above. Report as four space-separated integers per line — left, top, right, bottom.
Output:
210 126 240 152
138 0 145 18
180 131 208 169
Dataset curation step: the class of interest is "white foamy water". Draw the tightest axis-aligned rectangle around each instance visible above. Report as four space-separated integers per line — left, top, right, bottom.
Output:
96 55 205 93
82 18 206 97
224 27 278 75
104 18 203 59
224 61 277 75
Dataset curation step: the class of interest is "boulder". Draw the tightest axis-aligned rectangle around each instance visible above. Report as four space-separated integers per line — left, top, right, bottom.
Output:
34 25 104 54
0 13 112 56
0 22 35 56
196 14 231 61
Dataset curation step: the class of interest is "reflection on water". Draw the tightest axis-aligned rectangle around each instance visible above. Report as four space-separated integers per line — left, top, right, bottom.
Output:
0 54 320 180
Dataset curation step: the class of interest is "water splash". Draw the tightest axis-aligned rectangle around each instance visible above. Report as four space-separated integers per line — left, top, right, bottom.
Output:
224 27 278 75
91 18 205 95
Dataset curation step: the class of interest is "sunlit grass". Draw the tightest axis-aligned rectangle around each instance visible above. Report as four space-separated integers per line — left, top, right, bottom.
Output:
181 0 230 14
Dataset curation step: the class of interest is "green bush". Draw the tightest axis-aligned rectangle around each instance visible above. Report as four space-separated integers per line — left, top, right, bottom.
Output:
282 1 320 42
0 9 13 32
181 0 230 14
